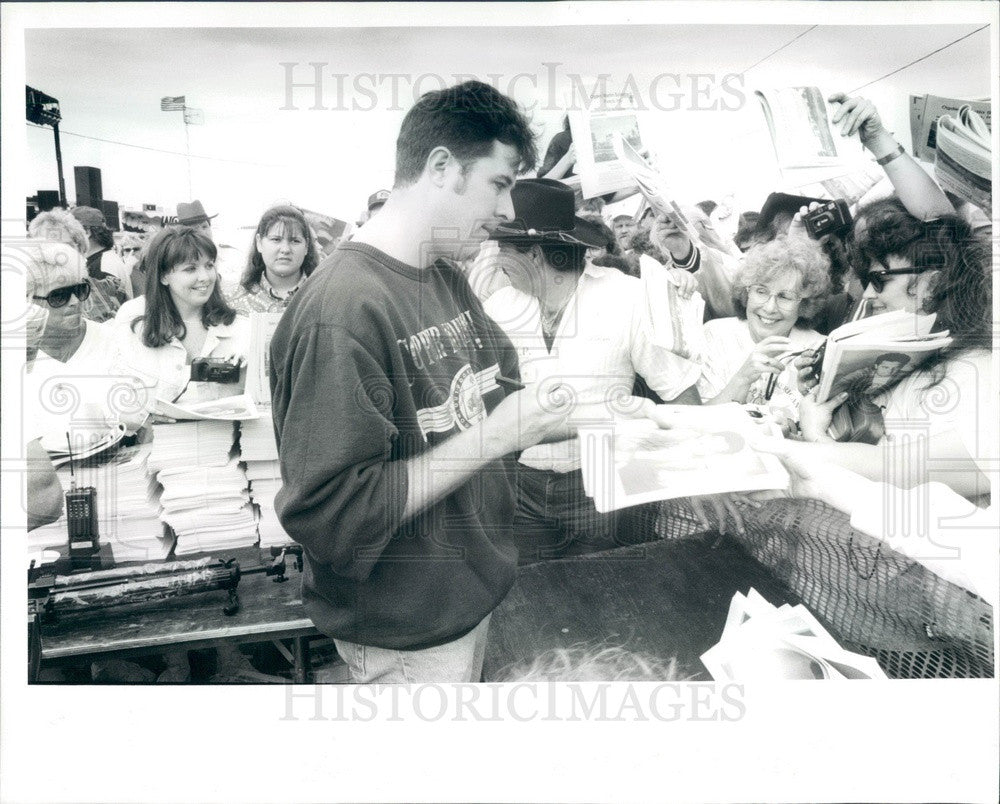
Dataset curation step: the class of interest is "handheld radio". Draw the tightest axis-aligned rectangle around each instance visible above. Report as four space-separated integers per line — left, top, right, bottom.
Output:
64 432 100 565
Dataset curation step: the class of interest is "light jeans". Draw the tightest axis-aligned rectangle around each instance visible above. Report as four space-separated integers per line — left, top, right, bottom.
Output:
333 614 492 684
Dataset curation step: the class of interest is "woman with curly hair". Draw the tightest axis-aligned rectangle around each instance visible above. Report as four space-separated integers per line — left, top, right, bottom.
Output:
226 205 319 314
697 235 832 429
116 226 248 409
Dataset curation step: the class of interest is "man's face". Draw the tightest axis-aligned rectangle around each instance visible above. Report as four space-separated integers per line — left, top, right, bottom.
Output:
613 219 636 249
33 250 87 347
871 359 906 387
193 219 214 241
441 140 519 261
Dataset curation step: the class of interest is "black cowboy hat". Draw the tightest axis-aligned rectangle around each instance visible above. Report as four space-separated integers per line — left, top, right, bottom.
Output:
491 178 608 249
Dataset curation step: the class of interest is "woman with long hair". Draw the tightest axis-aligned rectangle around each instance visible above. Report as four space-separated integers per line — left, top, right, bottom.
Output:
116 226 249 410
227 205 319 314
789 197 992 499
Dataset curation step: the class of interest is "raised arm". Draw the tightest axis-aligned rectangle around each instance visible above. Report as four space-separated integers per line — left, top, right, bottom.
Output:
827 92 955 221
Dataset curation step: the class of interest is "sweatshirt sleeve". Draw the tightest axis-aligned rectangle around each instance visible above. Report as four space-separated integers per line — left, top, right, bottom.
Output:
271 320 408 581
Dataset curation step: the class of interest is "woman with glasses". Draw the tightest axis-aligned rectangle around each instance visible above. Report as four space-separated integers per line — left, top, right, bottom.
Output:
225 205 319 315
116 226 248 413
697 236 831 430
791 198 992 499
23 241 147 449
27 209 127 323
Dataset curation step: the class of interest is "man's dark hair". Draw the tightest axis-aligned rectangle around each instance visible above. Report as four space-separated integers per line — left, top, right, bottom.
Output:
874 352 910 368
394 80 537 186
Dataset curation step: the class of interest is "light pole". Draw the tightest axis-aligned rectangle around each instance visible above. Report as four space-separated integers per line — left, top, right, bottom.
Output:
26 86 67 207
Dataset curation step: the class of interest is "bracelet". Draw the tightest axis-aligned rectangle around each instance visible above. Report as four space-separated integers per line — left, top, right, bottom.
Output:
875 143 905 166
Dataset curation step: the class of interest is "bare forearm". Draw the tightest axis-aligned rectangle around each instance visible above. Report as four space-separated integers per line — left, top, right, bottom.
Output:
865 131 955 220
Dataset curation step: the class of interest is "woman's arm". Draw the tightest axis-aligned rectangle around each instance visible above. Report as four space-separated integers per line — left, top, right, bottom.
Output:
778 430 989 500
828 92 955 221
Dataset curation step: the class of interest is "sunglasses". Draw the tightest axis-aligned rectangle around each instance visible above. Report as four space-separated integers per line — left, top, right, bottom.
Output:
32 281 91 308
862 266 927 293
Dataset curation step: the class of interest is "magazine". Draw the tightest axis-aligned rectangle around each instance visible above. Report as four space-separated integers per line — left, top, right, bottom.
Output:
934 105 991 212
755 86 866 169
909 93 991 163
813 310 951 404
577 403 788 513
701 589 888 681
246 311 284 406
567 88 645 199
154 393 261 421
612 133 702 243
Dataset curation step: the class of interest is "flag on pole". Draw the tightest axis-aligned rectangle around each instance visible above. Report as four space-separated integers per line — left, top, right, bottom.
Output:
160 96 185 111
183 107 205 125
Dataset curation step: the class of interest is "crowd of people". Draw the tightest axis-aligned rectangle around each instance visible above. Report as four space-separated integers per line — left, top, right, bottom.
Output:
21 79 993 683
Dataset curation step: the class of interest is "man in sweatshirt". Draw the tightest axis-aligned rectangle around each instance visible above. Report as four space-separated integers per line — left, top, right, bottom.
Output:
269 81 570 683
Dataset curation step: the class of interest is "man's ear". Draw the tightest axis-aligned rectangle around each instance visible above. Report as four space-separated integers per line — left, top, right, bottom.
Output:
425 146 454 187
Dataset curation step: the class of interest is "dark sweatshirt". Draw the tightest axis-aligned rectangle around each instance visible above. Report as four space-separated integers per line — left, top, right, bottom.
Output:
269 242 521 650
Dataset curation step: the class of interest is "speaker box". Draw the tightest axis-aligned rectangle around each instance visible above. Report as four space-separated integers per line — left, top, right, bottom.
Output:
74 166 103 208
101 200 121 232
37 190 61 212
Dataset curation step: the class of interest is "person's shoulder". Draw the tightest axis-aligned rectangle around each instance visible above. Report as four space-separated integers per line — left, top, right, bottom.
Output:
116 295 146 322
703 316 742 335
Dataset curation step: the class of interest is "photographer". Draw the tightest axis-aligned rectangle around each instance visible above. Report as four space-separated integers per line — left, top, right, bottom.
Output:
116 226 248 417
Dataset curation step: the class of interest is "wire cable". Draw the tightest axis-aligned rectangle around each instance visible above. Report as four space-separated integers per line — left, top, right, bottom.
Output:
26 122 284 167
849 25 990 94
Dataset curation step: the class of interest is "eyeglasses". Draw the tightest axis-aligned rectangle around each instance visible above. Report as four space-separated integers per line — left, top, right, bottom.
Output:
32 281 91 308
861 266 927 293
122 246 141 254
747 284 803 311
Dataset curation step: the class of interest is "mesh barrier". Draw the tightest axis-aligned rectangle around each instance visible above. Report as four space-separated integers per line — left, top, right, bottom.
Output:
631 497 994 679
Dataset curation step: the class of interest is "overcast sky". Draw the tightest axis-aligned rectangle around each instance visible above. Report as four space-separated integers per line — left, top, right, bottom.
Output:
15 10 994 233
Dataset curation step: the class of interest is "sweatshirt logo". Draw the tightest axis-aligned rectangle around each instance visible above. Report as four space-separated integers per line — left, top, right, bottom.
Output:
397 310 483 372
415 363 499 439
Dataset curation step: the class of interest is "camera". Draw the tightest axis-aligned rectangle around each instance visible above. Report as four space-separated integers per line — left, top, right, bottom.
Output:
803 199 852 239
190 357 241 384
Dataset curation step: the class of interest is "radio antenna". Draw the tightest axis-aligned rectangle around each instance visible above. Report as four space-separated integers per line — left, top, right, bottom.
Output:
66 431 77 489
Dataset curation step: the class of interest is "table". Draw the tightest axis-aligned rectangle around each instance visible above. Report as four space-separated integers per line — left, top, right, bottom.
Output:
36 550 319 682
482 532 801 681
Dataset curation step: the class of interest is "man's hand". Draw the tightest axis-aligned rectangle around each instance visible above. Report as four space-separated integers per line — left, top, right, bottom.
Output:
482 381 573 457
690 493 747 536
650 213 693 262
788 201 825 242
793 349 822 395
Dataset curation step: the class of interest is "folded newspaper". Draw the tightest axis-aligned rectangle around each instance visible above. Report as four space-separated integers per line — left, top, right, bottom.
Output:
701 588 887 681
577 403 788 513
909 92 991 163
934 104 991 212
813 310 950 404
612 131 702 244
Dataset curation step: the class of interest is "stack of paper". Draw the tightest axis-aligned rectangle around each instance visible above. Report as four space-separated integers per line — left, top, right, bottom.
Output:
701 589 887 681
935 105 991 212
147 420 237 473
239 413 293 548
27 445 175 564
157 458 257 555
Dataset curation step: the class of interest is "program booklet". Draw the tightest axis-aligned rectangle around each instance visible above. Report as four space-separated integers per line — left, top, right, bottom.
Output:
567 88 645 199
755 86 867 170
909 92 991 163
701 589 888 681
578 403 788 513
813 310 951 404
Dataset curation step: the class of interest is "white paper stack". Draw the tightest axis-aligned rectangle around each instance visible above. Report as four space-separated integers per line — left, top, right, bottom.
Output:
239 412 293 548
701 589 887 681
148 420 237 473
28 445 175 564
157 458 257 555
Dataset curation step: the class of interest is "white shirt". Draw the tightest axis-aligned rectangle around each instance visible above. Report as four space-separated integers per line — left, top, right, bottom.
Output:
698 317 824 423
878 349 993 456
484 263 702 472
24 320 147 444
115 296 251 411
